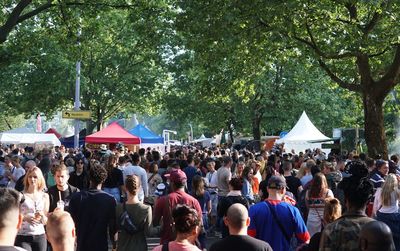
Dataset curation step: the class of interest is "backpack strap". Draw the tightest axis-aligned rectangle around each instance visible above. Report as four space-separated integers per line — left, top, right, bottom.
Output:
265 201 291 244
162 242 169 251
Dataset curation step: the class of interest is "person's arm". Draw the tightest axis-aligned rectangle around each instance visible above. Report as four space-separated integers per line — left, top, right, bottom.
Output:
142 171 149 197
153 196 164 226
108 202 117 250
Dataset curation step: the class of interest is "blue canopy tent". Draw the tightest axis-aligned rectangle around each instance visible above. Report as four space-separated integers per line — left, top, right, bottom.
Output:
128 124 164 144
60 129 86 148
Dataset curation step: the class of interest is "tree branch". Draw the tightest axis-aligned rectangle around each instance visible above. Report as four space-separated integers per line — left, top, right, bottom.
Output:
318 59 362 92
379 44 400 91
0 0 33 43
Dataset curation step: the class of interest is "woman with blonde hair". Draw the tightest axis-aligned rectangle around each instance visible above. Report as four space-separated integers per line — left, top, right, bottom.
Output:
15 167 49 251
373 173 400 250
296 162 308 180
305 172 333 237
116 175 153 251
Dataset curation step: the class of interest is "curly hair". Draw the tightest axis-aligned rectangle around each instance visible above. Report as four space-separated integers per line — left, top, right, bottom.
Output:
89 164 108 186
125 175 140 196
338 161 373 208
172 204 200 234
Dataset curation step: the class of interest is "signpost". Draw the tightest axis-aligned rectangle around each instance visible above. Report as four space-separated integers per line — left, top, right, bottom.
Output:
62 111 91 119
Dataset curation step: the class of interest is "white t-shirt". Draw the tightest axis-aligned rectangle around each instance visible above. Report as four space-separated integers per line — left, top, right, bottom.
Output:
123 164 148 201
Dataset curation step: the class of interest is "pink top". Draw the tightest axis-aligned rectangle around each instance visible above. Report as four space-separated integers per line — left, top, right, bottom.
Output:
152 241 201 251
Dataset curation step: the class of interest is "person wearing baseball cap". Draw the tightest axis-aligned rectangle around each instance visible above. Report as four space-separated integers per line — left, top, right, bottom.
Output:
248 175 310 251
153 167 203 245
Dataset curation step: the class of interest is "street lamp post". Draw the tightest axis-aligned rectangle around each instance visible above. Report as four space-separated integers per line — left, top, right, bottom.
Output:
189 123 193 142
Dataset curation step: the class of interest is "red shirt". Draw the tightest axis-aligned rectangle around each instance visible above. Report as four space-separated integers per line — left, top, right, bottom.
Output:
154 190 202 244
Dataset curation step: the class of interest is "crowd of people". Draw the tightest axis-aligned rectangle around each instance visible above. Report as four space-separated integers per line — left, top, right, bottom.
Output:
0 143 399 251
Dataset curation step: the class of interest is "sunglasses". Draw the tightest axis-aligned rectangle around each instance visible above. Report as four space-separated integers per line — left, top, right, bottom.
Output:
78 161 84 164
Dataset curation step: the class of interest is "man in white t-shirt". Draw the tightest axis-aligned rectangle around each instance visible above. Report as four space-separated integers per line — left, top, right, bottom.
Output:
123 153 148 201
205 160 218 233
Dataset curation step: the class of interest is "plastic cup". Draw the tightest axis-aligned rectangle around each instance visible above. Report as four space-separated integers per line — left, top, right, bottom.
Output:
57 200 65 211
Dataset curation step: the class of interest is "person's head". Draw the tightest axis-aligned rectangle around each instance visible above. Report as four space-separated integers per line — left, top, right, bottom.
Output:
222 156 233 167
306 159 316 170
65 158 75 167
323 198 342 224
24 166 46 192
381 173 398 207
267 175 287 198
149 162 159 174
309 173 328 198
322 161 335 175
46 211 76 251
206 160 216 172
376 160 389 176
359 221 395 251
282 160 292 173
11 155 20 166
242 165 254 181
0 188 23 244
229 177 243 191
236 161 245 174
131 152 140 164
89 164 108 187
23 160 36 172
166 168 187 190
53 164 70 189
125 175 141 197
224 203 249 234
172 204 201 239
338 161 373 210
192 175 205 198
74 158 84 172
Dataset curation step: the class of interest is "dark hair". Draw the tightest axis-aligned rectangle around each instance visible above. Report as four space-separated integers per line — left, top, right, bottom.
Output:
0 188 21 228
131 153 140 164
282 160 292 172
138 148 145 156
222 156 233 165
229 177 243 191
89 164 108 186
125 175 140 196
242 166 253 182
172 204 200 234
338 161 373 208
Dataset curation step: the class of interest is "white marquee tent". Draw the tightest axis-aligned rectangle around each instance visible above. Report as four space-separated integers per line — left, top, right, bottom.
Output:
0 133 61 147
276 111 330 153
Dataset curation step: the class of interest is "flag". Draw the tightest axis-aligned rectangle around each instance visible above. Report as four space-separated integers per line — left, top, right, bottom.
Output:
36 113 42 132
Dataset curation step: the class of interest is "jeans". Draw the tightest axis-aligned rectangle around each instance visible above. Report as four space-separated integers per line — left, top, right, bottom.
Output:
103 187 121 202
15 234 47 251
376 211 400 251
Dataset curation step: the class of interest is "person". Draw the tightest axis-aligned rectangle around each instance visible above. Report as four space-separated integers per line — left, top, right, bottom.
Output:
46 211 76 251
115 175 153 251
305 173 333 237
191 175 211 249
210 203 272 251
217 178 249 238
320 161 375 251
146 162 163 205
204 160 218 234
359 221 395 251
103 155 124 202
300 159 314 187
152 205 202 251
217 156 232 198
184 155 201 193
16 167 49 251
0 187 26 251
299 197 342 251
6 155 25 189
153 168 202 244
373 173 400 250
68 164 117 251
282 160 302 201
241 166 254 204
47 164 79 212
123 153 148 202
232 160 245 178
15 160 36 192
248 175 310 251
68 157 90 191
370 160 389 189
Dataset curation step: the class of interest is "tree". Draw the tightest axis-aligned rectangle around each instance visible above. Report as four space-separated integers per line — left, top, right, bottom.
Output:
174 1 400 158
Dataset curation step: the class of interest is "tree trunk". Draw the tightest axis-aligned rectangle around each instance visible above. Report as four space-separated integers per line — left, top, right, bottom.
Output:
363 92 388 159
252 115 262 152
86 120 96 134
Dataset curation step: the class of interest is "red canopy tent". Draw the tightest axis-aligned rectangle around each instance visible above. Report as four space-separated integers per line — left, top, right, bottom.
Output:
45 128 62 139
85 122 140 144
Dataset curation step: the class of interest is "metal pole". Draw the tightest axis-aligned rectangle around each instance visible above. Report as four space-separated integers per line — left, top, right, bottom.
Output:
74 61 81 149
189 123 193 142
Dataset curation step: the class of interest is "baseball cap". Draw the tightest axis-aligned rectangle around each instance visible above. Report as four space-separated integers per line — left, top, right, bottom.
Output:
268 175 287 189
164 168 187 183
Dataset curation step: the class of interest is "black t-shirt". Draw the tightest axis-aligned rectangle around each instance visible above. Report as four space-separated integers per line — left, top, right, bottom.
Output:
103 168 123 188
69 189 116 251
210 235 273 251
15 174 25 192
217 195 249 218
285 175 302 200
47 184 79 212
68 171 90 191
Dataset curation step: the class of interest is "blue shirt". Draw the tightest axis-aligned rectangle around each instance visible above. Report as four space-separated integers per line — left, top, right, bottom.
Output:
248 200 310 251
184 165 201 192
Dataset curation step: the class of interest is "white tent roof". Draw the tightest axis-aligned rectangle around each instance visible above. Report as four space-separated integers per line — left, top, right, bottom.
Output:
3 127 34 134
0 133 61 146
276 111 330 153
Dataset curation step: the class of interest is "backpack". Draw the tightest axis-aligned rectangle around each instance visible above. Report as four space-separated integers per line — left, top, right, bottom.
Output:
296 187 309 221
119 202 140 235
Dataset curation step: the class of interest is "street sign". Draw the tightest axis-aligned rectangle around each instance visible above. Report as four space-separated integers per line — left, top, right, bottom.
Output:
62 110 91 119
